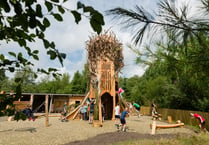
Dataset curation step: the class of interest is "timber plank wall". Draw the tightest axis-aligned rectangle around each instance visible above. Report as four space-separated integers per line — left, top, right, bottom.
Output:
12 93 85 112
140 106 209 130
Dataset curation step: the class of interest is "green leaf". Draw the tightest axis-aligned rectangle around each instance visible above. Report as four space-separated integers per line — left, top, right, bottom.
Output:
15 77 22 83
77 1 84 9
51 0 59 2
36 4 43 17
58 6 65 14
92 12 105 25
90 13 104 34
33 55 39 60
83 6 94 13
43 18 50 27
48 68 58 72
29 16 36 28
0 0 11 12
8 67 15 72
60 53 66 59
17 53 23 61
8 52 16 57
18 39 26 47
33 50 39 54
0 54 5 60
53 13 63 21
47 50 57 60
38 68 49 75
43 39 50 48
50 42 55 49
45 1 53 12
71 11 81 24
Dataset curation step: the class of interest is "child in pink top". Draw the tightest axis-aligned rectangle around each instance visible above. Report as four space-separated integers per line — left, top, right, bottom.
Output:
190 113 207 132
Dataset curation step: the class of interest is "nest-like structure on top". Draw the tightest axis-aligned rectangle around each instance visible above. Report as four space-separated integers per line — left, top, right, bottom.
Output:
86 31 124 77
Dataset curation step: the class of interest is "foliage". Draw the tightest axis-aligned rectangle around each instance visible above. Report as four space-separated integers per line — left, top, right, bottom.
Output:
0 0 104 120
107 0 209 112
107 0 209 46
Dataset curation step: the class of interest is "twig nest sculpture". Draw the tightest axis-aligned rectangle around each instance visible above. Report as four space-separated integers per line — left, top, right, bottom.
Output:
86 30 124 76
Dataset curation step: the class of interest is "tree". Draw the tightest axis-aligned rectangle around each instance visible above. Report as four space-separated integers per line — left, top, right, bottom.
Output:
0 0 104 120
70 71 83 94
107 0 209 46
107 0 209 111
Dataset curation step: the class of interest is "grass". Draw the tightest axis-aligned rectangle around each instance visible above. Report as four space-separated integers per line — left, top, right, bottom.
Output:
111 133 209 145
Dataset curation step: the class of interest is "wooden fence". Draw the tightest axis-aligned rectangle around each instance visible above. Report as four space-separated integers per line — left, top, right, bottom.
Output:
140 106 209 130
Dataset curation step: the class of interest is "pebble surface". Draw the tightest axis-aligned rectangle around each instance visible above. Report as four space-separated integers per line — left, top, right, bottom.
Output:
0 115 195 145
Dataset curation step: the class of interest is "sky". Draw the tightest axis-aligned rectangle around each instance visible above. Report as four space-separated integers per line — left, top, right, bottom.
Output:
47 0 159 79
45 0 158 80
2 0 202 81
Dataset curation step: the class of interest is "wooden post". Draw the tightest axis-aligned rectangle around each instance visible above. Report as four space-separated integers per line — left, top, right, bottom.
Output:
168 116 172 124
49 95 53 113
45 95 49 127
30 94 34 110
151 120 156 135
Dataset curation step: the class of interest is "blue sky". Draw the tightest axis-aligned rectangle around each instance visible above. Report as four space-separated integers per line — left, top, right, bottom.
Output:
2 0 201 81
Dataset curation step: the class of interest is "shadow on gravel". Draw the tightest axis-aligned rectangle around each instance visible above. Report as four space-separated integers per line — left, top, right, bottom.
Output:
64 132 189 145
0 129 13 132
15 127 37 133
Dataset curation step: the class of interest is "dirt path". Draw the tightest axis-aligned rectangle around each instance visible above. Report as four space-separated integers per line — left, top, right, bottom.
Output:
0 115 195 145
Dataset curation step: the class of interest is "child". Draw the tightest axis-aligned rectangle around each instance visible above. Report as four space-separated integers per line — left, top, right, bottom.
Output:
114 103 120 125
132 101 140 118
120 107 129 132
190 113 207 133
118 88 124 99
22 105 35 121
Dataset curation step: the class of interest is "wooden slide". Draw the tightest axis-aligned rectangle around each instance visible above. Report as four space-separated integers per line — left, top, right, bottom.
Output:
66 92 90 120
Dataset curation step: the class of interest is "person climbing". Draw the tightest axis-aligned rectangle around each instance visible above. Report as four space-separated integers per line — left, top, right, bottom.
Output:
120 107 129 132
22 105 35 121
118 88 124 99
190 113 207 133
61 102 67 122
132 101 141 118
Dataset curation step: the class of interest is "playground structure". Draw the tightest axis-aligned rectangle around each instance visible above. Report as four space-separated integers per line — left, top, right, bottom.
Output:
66 31 124 124
150 119 185 135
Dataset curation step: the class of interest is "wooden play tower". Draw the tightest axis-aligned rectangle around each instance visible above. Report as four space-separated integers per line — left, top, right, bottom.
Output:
86 31 124 124
66 31 124 124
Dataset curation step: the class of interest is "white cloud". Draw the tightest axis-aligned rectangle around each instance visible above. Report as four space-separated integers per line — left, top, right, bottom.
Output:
1 0 160 80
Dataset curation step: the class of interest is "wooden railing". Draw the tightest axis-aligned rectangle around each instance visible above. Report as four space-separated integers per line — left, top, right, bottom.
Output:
13 101 30 110
140 106 209 130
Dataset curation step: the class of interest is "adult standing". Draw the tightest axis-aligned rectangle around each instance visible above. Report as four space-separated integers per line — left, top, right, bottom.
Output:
89 99 95 124
80 104 85 120
83 103 88 120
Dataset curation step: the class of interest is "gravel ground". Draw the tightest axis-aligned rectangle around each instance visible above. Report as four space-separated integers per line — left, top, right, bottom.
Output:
0 115 195 145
